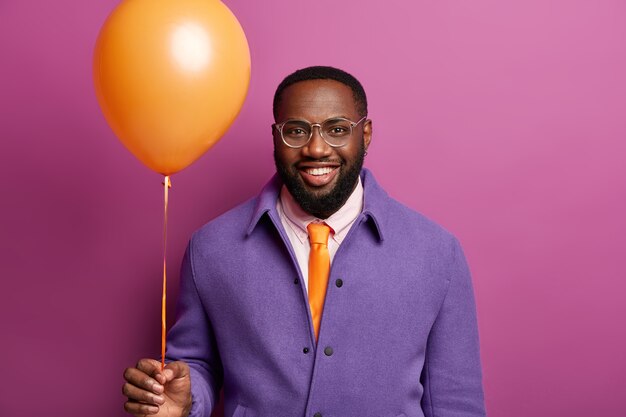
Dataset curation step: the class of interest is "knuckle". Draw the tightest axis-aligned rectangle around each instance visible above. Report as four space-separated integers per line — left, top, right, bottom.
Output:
122 383 135 398
143 377 153 388
137 358 154 370
123 367 134 380
141 390 153 403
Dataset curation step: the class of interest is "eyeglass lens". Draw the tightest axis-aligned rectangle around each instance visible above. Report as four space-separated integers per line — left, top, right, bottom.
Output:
282 118 354 147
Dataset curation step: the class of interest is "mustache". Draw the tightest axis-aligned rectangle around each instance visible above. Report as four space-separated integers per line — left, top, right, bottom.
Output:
296 157 343 164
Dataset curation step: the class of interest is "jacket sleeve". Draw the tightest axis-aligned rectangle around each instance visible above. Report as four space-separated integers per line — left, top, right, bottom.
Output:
166 237 223 417
420 237 487 417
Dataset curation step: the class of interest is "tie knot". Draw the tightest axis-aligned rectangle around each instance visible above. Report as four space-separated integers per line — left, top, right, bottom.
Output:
307 222 331 245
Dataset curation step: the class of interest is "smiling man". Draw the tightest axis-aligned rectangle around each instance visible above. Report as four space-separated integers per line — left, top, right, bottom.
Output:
272 74 369 220
123 66 487 417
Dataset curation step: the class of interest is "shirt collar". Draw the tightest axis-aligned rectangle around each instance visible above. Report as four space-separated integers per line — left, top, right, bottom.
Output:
278 177 364 245
246 168 387 241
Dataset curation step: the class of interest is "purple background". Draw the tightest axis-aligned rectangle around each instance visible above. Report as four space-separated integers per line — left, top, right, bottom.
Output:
1 1 625 416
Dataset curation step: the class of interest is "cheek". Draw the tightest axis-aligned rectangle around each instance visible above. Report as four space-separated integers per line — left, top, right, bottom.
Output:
274 147 299 167
336 147 359 165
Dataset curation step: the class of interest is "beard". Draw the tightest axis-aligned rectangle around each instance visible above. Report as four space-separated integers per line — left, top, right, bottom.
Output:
274 141 365 219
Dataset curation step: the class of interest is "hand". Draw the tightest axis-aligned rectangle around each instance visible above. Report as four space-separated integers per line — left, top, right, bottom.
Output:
123 359 192 417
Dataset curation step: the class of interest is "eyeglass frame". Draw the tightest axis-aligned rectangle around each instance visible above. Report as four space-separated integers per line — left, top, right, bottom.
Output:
272 116 368 149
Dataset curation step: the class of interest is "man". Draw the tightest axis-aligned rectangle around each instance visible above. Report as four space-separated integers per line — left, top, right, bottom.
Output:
123 66 486 417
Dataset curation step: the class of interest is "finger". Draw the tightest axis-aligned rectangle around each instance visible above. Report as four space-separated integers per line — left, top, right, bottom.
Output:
124 399 159 416
122 382 165 405
162 361 190 382
123 367 164 395
136 358 162 376
136 358 168 385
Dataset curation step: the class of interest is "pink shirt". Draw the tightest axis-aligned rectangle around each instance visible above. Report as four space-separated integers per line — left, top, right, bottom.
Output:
276 178 364 293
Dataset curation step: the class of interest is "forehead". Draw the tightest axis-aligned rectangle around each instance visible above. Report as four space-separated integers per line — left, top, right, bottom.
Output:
276 79 358 121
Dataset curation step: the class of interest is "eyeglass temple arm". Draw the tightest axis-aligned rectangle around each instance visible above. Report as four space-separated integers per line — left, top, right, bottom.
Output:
351 116 368 127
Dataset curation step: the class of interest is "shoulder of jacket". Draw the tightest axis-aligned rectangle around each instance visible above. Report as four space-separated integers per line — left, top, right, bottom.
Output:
191 196 258 244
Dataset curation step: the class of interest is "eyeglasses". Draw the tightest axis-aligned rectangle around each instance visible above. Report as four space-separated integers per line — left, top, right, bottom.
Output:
273 116 367 149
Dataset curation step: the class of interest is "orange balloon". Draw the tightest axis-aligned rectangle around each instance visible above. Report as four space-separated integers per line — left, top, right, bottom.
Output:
93 0 251 175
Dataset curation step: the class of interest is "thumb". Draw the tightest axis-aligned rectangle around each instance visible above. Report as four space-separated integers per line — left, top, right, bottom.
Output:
162 361 190 382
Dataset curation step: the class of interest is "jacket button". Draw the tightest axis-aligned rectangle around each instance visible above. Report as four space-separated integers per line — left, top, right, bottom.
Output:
314 413 322 417
324 346 333 356
294 278 299 285
303 347 309 354
335 278 343 288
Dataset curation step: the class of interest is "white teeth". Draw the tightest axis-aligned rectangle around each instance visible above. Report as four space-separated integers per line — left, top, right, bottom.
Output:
306 167 334 176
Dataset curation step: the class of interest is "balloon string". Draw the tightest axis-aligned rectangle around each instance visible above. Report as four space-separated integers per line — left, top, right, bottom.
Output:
161 175 171 371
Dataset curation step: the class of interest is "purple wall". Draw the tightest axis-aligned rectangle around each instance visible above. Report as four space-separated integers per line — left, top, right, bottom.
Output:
1 1 625 416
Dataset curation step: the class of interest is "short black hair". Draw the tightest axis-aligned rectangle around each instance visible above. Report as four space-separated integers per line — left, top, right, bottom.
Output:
273 66 368 119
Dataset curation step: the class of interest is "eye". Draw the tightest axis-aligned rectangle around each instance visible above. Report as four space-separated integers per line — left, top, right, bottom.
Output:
281 121 311 141
331 126 348 134
285 127 307 137
324 122 351 137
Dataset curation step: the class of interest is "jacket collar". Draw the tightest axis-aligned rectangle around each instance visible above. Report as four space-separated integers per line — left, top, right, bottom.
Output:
246 168 388 241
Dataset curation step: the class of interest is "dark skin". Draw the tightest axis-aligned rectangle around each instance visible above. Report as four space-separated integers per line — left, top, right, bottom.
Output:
274 79 372 218
122 359 191 417
122 79 372 416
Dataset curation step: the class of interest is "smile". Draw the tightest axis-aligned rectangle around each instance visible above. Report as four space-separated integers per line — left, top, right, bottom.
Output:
298 165 339 187
305 167 335 176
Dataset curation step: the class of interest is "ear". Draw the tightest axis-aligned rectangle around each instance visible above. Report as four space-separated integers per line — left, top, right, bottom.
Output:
271 123 280 145
363 119 372 151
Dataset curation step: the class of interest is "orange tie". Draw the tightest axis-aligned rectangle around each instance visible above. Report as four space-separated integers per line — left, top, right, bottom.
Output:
307 222 331 341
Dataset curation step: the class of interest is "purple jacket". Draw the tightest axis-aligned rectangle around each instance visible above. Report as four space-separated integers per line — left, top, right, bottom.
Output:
167 169 486 417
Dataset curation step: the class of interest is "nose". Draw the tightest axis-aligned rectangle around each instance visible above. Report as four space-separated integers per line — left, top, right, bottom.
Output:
303 124 332 158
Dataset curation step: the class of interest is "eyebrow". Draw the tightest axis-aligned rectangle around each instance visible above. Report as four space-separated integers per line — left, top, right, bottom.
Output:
284 115 351 122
